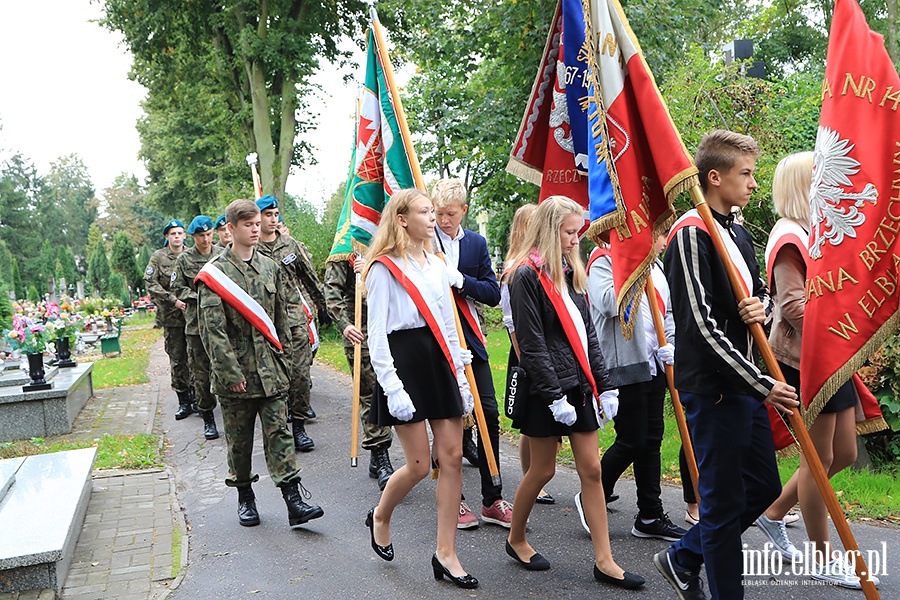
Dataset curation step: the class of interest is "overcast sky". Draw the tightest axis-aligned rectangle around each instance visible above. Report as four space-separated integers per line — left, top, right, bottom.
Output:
0 1 361 211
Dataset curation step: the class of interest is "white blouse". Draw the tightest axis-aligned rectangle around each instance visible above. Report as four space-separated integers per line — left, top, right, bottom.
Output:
637 263 670 376
366 253 464 396
500 281 514 334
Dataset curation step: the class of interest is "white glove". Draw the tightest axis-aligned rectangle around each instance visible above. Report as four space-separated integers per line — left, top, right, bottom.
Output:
459 349 473 365
549 397 577 426
446 265 465 288
387 389 416 422
459 380 475 416
599 389 619 427
657 343 675 365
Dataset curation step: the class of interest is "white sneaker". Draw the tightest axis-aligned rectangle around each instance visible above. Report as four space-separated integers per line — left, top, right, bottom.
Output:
755 514 802 561
783 510 800 526
811 556 881 589
574 492 590 534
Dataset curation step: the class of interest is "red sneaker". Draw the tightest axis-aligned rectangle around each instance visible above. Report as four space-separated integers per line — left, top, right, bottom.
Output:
481 499 513 528
457 501 479 529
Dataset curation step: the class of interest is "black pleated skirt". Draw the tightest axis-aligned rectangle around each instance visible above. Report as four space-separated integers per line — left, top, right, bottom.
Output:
514 386 600 439
369 327 463 426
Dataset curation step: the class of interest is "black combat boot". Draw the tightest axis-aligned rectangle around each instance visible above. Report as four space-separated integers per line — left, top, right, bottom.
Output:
462 427 479 466
188 387 199 414
237 486 260 527
174 391 196 420
200 410 219 440
292 421 315 452
280 482 324 527
306 406 316 420
368 448 394 491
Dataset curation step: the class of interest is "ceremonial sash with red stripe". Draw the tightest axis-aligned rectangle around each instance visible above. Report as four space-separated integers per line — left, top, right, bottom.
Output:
527 261 600 404
453 291 486 347
297 291 320 351
374 256 456 376
195 263 282 351
667 210 752 296
585 246 609 274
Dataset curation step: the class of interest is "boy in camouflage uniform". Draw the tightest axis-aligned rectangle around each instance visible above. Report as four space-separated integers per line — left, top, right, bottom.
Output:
172 215 224 440
213 214 231 247
197 199 323 529
145 219 194 419
256 195 325 451
323 256 394 490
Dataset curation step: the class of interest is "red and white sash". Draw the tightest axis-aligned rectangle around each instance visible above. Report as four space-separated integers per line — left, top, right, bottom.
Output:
764 218 810 288
527 261 600 408
297 291 320 352
374 256 456 376
454 291 486 347
668 209 753 296
195 263 282 351
585 245 610 273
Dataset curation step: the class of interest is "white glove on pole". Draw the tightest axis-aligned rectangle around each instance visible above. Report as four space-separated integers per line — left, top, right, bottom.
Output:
459 380 475 416
599 389 619 427
549 397 577 426
657 343 675 365
459 349 473 365
387 389 416 422
445 265 465 289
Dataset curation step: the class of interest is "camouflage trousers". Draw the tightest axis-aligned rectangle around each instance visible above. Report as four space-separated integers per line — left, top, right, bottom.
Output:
163 326 191 393
287 324 312 421
344 344 392 450
219 393 301 488
186 334 216 411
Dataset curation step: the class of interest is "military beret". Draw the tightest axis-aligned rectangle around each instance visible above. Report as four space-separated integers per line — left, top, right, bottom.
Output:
187 215 213 234
256 195 278 211
163 219 185 235
214 214 227 229
278 213 284 223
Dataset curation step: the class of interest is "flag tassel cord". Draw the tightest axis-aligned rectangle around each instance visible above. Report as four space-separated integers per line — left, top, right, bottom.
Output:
368 9 501 484
689 184 880 600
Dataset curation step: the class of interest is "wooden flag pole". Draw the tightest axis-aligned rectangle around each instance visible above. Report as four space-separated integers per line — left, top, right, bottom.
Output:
689 185 879 599
370 9 500 484
644 278 700 501
350 270 363 467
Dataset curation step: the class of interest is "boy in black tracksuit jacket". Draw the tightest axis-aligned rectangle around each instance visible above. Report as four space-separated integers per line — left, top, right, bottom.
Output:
653 130 799 600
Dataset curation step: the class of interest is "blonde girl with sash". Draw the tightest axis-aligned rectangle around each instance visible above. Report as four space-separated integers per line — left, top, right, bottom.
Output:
362 189 478 589
505 196 644 589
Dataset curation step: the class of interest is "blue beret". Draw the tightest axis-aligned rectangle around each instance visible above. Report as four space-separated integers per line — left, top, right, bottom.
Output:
278 213 284 223
163 219 185 235
256 195 278 211
214 214 227 229
187 216 213 234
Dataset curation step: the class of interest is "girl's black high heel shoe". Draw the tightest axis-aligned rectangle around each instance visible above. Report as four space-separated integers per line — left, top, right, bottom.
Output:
365 508 393 561
431 554 478 589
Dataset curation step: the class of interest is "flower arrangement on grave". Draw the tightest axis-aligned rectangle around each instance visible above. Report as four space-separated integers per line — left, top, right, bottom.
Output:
4 314 49 354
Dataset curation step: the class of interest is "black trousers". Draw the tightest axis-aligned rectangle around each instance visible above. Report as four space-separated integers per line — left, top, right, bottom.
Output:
600 372 666 518
471 357 502 506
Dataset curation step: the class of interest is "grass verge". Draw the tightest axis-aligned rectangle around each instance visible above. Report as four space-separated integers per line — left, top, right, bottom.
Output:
0 433 163 469
317 322 900 521
91 321 163 389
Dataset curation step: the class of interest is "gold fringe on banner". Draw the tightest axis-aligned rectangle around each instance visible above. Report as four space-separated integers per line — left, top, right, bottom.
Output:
325 252 353 264
505 158 544 186
777 442 801 459
857 416 888 436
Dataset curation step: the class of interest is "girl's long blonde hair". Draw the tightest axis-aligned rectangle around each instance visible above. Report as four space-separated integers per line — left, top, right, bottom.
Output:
362 188 432 282
505 204 538 266
506 196 586 293
772 151 814 224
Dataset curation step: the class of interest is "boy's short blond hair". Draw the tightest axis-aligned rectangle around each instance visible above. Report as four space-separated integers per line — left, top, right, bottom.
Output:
430 179 468 209
226 199 260 225
695 130 761 192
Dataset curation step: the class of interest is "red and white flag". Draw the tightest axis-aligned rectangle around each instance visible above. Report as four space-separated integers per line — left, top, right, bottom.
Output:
800 0 900 416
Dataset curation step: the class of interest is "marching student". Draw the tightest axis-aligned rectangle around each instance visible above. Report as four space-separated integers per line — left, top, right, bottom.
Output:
256 195 319 451
499 203 554 504
362 189 478 589
144 219 193 419
431 179 511 529
587 232 687 542
756 152 880 589
196 199 323 529
506 196 643 590
172 215 224 440
655 130 799 600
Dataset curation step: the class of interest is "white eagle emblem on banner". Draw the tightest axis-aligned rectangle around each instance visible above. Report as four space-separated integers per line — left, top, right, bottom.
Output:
809 126 878 259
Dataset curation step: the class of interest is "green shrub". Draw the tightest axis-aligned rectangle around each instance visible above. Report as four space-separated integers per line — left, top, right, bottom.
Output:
858 335 900 466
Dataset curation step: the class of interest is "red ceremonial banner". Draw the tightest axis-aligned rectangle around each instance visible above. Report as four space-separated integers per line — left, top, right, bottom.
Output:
800 0 900 410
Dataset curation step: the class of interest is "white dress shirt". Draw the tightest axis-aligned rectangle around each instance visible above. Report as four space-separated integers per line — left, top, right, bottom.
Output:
435 226 465 268
637 263 670 376
366 252 464 396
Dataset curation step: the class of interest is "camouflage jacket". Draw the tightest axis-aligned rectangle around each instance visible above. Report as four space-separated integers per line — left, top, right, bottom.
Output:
172 245 225 335
197 247 292 399
144 247 186 327
258 232 327 327
323 259 369 350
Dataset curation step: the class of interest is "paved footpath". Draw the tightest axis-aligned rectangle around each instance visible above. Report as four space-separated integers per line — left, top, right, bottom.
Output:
161 354 898 599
